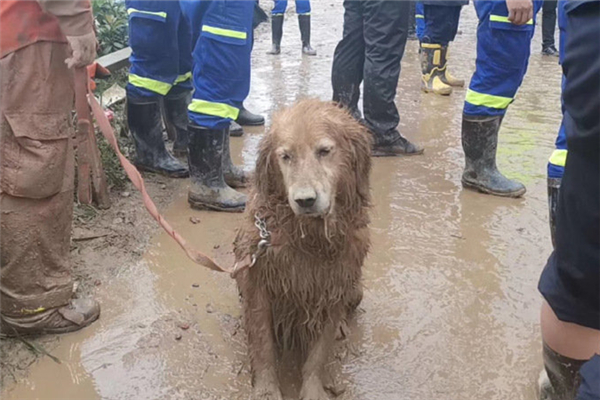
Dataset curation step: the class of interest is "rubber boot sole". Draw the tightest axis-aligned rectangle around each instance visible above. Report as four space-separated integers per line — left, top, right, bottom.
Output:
135 163 189 178
188 198 245 213
236 119 264 127
461 178 527 198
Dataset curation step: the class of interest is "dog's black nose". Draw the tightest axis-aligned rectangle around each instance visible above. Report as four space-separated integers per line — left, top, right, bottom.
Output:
295 196 316 208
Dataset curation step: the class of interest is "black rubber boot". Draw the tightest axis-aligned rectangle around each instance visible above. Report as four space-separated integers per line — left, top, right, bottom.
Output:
222 127 250 189
236 106 265 126
230 121 244 137
298 14 316 56
127 96 188 178
371 129 424 157
547 177 561 248
461 114 526 198
163 90 191 157
539 343 587 400
267 14 283 55
187 124 246 212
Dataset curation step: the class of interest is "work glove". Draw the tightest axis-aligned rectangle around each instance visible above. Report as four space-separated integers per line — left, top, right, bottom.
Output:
506 0 534 25
65 31 98 69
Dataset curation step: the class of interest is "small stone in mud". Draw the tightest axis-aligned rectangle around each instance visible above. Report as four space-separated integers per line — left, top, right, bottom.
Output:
206 303 215 313
192 303 197 307
179 323 190 330
94 279 102 286
213 244 220 249
324 383 346 397
112 217 123 225
175 333 182 341
189 217 201 224
160 184 167 190
192 283 200 288
121 191 130 198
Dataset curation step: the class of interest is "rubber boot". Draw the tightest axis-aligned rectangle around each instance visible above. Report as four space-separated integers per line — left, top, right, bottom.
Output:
461 114 526 197
230 121 244 137
236 106 265 126
187 124 246 212
371 129 424 157
547 177 561 248
127 96 188 178
440 45 464 87
163 90 191 157
539 343 587 400
298 15 317 56
222 128 250 189
420 43 453 96
267 14 283 55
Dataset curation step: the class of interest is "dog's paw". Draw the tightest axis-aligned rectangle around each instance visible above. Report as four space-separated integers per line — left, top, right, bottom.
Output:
300 376 330 400
252 384 283 400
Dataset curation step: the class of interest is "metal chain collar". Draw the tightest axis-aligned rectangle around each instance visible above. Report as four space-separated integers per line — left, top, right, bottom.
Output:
251 213 271 267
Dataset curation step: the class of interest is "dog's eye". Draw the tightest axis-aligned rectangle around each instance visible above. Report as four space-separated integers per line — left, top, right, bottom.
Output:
281 153 291 162
317 147 331 157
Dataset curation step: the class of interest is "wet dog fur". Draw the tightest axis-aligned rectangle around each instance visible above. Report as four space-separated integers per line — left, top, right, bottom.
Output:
234 99 372 400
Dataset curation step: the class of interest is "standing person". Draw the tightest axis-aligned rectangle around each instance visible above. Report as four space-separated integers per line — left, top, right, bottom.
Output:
538 1 600 398
0 0 101 335
331 0 424 157
419 1 467 96
267 0 316 56
541 0 559 56
416 2 426 41
179 0 254 212
408 1 418 40
460 0 543 198
125 1 191 178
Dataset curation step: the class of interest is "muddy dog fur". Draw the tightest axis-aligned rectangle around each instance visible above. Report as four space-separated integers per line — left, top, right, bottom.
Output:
234 99 372 400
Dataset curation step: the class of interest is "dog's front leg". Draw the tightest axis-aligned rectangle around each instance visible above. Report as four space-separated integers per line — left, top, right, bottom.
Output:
300 322 336 400
244 285 282 400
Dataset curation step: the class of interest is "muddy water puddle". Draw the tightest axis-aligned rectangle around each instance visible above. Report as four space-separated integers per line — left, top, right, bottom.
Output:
3 2 562 399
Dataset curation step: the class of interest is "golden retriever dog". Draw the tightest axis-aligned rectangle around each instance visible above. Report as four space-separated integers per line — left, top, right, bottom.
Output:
234 99 372 400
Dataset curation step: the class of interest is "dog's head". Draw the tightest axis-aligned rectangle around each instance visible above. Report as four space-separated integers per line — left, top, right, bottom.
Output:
254 99 372 217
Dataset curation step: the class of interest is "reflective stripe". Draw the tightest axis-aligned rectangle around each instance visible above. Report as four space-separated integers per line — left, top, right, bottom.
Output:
298 12 311 15
127 8 167 18
465 89 513 109
272 12 285 15
128 74 172 95
549 149 568 167
421 43 442 49
189 99 239 120
174 72 192 85
202 25 247 40
416 14 424 19
489 14 533 25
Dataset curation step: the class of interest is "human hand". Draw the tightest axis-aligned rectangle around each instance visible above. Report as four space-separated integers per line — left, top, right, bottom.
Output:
65 31 97 68
506 0 533 25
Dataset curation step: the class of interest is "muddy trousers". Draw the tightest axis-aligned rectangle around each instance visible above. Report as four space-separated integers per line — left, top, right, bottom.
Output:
0 42 76 327
421 3 463 45
331 0 410 137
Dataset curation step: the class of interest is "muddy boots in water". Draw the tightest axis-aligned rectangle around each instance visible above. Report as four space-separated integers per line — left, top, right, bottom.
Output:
187 124 247 212
539 343 588 400
267 14 284 55
236 106 265 126
162 91 191 157
548 177 561 247
461 115 526 197
127 96 189 178
420 43 463 95
371 129 424 157
298 14 316 56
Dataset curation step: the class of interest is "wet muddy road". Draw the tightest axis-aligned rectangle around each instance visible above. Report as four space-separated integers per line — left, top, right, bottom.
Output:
4 2 562 399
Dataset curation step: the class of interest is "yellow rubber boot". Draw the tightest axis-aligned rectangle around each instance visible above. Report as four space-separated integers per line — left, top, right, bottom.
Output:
440 45 464 87
420 43 452 96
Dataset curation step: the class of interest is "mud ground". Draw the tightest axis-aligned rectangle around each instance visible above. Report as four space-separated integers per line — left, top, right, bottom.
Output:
1 1 562 399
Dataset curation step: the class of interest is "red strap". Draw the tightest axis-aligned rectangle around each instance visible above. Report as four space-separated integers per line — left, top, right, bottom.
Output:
75 68 235 275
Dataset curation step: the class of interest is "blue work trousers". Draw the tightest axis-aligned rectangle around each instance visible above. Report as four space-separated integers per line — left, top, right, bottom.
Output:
422 4 462 45
272 0 311 15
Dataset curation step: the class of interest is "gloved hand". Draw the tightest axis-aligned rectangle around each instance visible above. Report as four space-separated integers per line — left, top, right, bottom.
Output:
506 0 533 25
65 31 98 69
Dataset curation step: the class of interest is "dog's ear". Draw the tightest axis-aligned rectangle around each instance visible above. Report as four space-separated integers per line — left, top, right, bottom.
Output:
253 132 280 199
348 121 372 205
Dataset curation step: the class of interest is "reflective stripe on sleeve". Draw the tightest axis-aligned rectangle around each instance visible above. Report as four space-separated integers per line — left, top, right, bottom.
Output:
465 89 513 110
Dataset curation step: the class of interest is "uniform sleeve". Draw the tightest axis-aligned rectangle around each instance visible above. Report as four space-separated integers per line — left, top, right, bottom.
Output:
37 0 94 37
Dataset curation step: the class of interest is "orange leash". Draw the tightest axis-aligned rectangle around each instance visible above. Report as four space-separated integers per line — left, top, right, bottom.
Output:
74 68 236 275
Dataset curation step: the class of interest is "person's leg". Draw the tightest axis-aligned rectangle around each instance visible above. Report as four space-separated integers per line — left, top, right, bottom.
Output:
362 0 423 156
125 0 188 177
331 0 365 120
461 0 541 197
538 4 600 398
541 0 558 55
415 2 425 42
408 0 417 40
267 0 286 55
296 0 316 55
181 0 255 210
0 42 99 335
